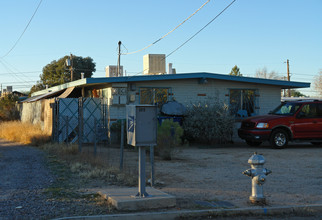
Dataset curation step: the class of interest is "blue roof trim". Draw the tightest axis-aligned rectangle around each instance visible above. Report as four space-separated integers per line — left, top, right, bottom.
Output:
32 72 310 96
86 72 310 88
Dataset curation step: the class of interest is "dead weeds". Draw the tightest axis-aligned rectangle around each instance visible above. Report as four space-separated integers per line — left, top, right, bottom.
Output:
0 121 50 145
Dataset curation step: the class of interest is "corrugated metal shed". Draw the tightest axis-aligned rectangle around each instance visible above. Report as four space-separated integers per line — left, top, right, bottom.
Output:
23 89 65 103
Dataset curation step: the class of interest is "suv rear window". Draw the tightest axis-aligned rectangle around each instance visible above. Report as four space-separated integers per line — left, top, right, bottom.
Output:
298 103 322 118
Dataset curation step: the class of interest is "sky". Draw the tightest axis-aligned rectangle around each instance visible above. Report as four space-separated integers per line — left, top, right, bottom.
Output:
0 0 321 96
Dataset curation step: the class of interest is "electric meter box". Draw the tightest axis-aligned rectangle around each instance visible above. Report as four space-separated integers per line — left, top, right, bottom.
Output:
126 105 157 147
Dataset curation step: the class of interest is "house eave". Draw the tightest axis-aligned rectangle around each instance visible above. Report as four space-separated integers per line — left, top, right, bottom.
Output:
31 72 310 97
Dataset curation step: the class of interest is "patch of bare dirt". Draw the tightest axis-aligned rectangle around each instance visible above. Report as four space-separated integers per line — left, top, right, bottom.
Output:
152 142 322 209
85 142 322 210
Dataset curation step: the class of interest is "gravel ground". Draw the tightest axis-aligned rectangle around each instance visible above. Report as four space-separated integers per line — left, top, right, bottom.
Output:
1 138 322 219
0 139 111 219
155 142 322 209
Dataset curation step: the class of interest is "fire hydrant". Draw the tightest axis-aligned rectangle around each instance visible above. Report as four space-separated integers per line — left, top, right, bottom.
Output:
242 152 271 204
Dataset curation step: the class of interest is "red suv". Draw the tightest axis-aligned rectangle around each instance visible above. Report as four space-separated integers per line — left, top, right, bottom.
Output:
238 100 322 148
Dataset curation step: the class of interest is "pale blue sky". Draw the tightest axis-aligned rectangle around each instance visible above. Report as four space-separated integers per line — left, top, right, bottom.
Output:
0 0 321 96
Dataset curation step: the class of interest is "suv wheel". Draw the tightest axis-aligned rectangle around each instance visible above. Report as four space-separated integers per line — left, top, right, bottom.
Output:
246 140 262 146
270 129 288 149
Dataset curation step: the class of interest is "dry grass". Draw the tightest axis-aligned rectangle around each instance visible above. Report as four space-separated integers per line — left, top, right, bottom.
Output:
42 143 137 186
0 121 50 145
0 121 136 186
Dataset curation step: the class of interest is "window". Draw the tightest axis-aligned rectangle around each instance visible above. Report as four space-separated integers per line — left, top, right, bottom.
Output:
230 89 256 117
139 88 170 107
299 103 322 118
271 102 302 116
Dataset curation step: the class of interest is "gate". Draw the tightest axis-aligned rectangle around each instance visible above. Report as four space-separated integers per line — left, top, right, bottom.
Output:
53 98 108 144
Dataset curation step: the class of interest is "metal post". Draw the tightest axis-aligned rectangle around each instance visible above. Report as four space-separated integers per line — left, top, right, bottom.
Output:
78 98 83 153
51 102 56 142
65 116 69 144
150 145 155 187
120 119 124 171
94 118 97 156
137 146 149 197
55 98 60 142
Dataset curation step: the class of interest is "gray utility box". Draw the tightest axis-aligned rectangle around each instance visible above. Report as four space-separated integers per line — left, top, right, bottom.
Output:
126 105 157 147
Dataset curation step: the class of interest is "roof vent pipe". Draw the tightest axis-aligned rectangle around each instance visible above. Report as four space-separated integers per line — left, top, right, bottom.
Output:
168 63 173 74
81 72 84 79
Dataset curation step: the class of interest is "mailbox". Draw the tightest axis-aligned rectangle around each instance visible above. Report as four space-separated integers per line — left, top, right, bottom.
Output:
126 105 157 147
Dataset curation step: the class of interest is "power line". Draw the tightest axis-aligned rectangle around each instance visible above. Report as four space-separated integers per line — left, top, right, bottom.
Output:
0 71 41 76
1 0 43 58
1 81 37 84
125 1 236 78
0 58 33 82
122 0 211 55
166 0 237 59
0 59 33 88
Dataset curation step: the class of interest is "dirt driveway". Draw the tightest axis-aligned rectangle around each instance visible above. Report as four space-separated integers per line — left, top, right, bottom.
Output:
1 137 321 218
151 141 322 209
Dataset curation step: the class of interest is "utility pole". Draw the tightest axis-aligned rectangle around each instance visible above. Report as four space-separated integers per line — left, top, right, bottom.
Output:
117 41 121 77
70 53 74 81
286 59 290 97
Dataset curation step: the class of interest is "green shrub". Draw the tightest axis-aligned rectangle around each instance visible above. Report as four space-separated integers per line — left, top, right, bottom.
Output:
110 119 127 144
183 99 235 144
156 119 184 160
0 94 20 121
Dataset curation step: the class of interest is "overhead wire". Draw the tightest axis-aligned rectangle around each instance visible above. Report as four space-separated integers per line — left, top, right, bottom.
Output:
125 0 236 78
0 59 34 89
1 0 43 58
166 0 237 59
0 57 38 87
1 81 37 84
0 71 41 76
122 0 211 55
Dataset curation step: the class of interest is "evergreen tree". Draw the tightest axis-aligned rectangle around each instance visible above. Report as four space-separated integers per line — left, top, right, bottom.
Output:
30 55 96 95
229 65 242 76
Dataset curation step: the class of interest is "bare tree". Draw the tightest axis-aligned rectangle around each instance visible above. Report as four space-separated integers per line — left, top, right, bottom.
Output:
313 70 322 96
255 67 282 80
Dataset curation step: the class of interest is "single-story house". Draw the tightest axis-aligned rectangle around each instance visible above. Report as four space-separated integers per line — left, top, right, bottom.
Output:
30 72 310 118
23 72 310 142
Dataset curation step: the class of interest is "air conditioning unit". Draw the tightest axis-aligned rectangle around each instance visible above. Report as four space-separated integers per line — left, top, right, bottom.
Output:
105 65 123 77
111 87 127 105
143 54 166 75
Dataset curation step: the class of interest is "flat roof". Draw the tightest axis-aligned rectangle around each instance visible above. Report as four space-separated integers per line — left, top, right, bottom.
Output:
32 72 311 97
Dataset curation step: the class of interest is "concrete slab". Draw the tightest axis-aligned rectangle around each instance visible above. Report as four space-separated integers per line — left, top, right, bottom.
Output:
98 187 176 211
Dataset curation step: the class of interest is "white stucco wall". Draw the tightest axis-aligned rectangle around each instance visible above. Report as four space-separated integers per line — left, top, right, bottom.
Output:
105 78 282 120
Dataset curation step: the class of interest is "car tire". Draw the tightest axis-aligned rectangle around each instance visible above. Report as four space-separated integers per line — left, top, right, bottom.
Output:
270 129 288 149
246 140 262 146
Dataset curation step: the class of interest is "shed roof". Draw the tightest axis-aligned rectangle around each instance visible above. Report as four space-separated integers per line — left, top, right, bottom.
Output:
23 89 66 102
32 72 310 97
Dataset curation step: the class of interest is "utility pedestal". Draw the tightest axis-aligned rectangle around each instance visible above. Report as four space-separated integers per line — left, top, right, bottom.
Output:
99 105 176 211
126 105 157 197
